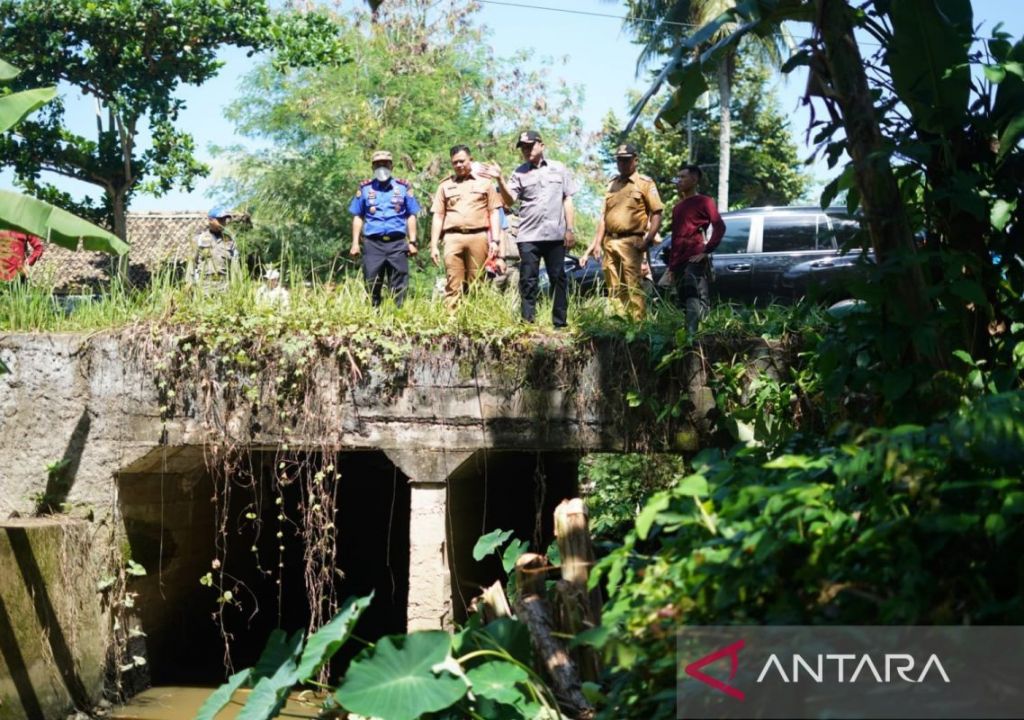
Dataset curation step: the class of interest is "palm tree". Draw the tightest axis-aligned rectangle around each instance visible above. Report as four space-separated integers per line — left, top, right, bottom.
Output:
619 0 788 211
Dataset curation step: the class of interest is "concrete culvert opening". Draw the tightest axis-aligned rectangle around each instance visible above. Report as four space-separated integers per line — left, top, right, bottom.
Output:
116 447 410 685
446 451 578 624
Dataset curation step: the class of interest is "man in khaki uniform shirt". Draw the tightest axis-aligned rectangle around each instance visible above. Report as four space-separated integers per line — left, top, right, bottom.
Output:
581 143 664 319
430 144 502 309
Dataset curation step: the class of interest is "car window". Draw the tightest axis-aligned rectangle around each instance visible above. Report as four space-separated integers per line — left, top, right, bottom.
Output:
830 218 862 248
762 214 825 252
716 217 752 254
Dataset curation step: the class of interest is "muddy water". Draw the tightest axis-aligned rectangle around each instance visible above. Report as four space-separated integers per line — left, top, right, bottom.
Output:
110 686 325 719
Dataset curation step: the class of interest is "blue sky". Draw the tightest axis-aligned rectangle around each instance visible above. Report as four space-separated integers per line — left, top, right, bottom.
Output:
2 0 1021 212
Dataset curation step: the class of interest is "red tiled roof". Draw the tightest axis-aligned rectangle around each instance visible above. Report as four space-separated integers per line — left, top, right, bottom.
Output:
31 211 207 293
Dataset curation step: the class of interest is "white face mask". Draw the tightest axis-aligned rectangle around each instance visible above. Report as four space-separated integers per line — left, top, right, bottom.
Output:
373 166 392 183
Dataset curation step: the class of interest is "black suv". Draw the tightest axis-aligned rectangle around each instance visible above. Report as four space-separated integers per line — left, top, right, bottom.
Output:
650 206 869 303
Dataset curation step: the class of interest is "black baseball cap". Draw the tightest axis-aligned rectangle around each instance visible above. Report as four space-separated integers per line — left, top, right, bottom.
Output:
516 130 542 148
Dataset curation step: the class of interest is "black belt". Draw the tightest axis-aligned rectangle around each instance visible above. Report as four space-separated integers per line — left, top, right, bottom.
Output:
445 227 488 234
606 231 643 239
366 233 406 241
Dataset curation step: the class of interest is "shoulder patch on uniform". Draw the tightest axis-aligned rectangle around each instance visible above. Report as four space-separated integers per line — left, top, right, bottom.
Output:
359 178 373 187
394 177 411 186
639 174 654 182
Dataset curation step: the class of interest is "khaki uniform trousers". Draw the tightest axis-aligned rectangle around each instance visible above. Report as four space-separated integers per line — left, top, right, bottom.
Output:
602 235 646 320
443 231 489 309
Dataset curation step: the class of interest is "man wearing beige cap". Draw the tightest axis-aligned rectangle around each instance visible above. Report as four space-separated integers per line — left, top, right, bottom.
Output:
348 150 420 307
581 142 663 320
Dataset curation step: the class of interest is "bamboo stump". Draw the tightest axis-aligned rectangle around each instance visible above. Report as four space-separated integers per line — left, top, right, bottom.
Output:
514 553 594 719
553 498 602 682
478 580 512 623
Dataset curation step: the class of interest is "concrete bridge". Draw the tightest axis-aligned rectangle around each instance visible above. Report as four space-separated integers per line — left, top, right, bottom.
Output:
0 330 783 717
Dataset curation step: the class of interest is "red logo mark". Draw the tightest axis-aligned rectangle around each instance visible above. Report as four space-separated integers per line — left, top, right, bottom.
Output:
684 639 746 701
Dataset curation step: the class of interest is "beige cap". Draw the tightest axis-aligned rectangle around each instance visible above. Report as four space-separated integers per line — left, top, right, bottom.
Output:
614 143 638 158
371 150 393 164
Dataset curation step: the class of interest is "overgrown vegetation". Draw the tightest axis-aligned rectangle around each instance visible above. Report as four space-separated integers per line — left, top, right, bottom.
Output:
3 1 1021 719
197 535 573 720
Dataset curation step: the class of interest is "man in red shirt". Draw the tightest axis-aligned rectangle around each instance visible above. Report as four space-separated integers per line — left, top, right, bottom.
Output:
0 230 44 282
669 165 725 335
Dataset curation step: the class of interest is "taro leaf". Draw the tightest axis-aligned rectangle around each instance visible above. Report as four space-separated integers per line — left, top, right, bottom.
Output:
195 668 252 720
0 190 128 255
500 538 529 576
454 618 533 668
886 0 972 133
467 661 529 706
545 539 561 567
296 592 373 679
0 87 57 134
253 628 304 677
238 658 301 720
335 631 467 720
473 528 513 561
482 618 533 667
474 697 534 719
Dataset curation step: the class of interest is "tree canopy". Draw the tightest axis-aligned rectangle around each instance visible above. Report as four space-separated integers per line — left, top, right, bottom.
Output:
216 0 589 278
601 55 808 210
0 0 348 242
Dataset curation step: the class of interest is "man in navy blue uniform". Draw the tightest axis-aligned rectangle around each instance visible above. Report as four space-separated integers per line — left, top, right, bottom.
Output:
348 150 420 307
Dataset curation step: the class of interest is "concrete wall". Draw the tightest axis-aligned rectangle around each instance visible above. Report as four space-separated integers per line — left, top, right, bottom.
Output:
0 331 789 713
0 331 702 520
0 518 105 720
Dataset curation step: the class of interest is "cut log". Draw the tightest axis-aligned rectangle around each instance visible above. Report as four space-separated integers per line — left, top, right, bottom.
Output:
514 552 550 597
514 592 595 720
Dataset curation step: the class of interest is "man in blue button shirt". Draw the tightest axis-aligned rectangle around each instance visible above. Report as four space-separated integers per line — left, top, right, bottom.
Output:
348 150 420 307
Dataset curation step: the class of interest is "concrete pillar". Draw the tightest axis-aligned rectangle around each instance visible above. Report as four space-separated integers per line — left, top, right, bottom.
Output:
384 450 472 632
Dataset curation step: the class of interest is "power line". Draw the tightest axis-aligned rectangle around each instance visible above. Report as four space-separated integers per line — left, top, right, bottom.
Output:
474 0 890 47
476 0 701 29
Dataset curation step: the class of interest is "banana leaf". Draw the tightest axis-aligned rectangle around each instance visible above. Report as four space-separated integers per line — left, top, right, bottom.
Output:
0 86 57 133
0 190 128 255
0 59 20 82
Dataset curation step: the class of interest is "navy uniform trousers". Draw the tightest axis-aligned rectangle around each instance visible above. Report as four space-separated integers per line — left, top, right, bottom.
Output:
363 235 409 307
